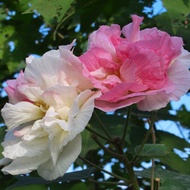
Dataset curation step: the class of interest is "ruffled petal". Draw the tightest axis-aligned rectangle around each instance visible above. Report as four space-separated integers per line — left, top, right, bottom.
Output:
137 91 171 111
122 15 143 42
24 51 67 88
1 152 49 175
2 137 48 159
88 24 121 54
137 53 190 111
1 102 44 130
37 134 81 181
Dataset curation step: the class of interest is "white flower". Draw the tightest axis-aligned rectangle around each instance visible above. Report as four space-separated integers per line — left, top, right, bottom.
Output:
0 42 101 180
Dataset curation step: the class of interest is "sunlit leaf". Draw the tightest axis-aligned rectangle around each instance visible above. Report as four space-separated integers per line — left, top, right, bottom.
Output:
163 0 190 14
134 144 171 158
21 0 75 25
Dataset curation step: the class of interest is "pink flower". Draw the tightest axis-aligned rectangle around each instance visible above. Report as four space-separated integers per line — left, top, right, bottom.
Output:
0 41 101 180
79 15 190 112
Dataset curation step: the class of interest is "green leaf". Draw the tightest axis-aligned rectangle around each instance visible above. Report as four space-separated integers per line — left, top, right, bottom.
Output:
0 126 6 159
80 127 103 158
21 0 75 25
163 0 190 14
6 168 95 190
136 166 190 190
9 185 47 190
158 179 187 190
134 144 171 158
159 152 190 175
69 183 87 190
156 130 190 151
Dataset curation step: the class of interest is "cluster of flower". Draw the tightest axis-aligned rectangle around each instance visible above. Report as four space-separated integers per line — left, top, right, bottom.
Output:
0 15 190 180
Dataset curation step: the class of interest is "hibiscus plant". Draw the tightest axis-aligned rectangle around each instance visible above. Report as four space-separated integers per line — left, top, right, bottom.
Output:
0 1 190 190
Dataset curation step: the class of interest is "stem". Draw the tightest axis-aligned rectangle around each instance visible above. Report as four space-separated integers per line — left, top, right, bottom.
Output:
78 156 128 182
121 153 140 190
86 125 113 143
151 124 156 190
120 106 132 145
132 111 157 163
88 178 128 186
114 140 139 190
92 135 123 159
154 178 161 190
53 9 75 40
94 111 112 140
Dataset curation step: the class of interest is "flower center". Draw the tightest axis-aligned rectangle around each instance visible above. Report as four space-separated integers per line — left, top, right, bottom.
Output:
34 100 49 112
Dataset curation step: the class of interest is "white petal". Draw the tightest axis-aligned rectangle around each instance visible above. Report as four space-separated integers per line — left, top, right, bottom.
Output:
24 52 67 88
68 90 101 133
46 124 68 165
42 85 78 109
37 134 81 181
3 137 48 159
23 120 47 141
1 102 44 130
43 107 68 130
1 152 50 175
26 55 35 64
20 86 43 102
0 158 12 166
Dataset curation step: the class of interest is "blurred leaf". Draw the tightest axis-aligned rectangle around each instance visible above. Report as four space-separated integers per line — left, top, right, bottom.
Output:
69 183 87 190
80 127 103 158
78 0 108 32
159 152 190 175
155 0 190 51
88 110 126 141
0 25 16 81
0 13 48 82
0 126 6 159
158 179 187 190
134 144 171 158
156 130 190 151
177 105 190 128
9 185 47 190
163 0 190 14
156 130 190 174
136 166 190 190
6 168 95 190
21 0 75 26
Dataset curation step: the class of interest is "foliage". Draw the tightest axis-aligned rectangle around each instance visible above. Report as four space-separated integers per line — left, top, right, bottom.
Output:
0 0 190 189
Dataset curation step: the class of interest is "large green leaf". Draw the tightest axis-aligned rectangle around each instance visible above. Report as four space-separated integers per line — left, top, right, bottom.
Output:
21 0 75 26
136 167 190 190
156 130 190 151
134 144 171 158
163 0 190 14
156 130 190 174
159 152 190 175
6 168 95 190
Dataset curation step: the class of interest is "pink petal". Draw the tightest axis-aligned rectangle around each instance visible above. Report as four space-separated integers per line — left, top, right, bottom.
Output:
122 15 143 42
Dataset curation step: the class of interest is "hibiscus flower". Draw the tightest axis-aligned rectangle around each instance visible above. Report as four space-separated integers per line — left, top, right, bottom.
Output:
0 42 100 180
79 15 190 112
